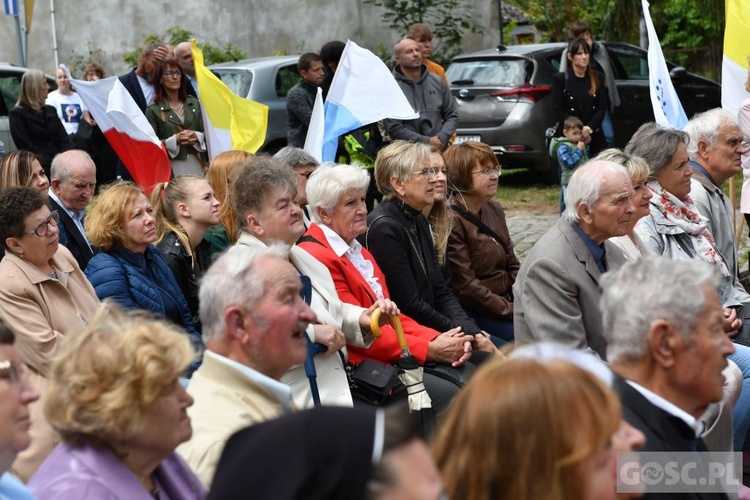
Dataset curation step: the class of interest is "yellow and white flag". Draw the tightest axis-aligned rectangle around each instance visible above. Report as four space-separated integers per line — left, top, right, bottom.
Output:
191 39 268 159
721 0 750 117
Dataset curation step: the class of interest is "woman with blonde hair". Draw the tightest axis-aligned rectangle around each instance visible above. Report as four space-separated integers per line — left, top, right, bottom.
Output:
204 150 253 253
152 175 220 329
28 302 205 499
423 146 451 267
433 357 621 500
84 182 203 374
9 70 73 175
0 150 49 198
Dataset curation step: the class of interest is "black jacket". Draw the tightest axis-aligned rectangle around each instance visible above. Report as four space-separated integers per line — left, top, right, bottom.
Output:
359 198 480 335
551 70 608 156
613 375 729 500
156 231 212 331
48 197 97 271
9 105 74 175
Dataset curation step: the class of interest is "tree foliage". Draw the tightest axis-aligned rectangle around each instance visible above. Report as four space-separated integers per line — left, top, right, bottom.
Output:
364 0 484 65
122 26 247 68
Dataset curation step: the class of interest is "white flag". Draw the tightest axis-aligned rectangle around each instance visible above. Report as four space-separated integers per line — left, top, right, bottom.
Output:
304 87 325 163
642 0 688 129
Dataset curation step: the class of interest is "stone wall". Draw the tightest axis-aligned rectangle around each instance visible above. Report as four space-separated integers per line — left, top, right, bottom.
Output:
0 0 504 75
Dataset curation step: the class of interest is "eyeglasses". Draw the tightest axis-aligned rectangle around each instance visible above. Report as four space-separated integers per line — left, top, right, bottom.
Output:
472 166 502 177
22 211 59 237
0 359 24 385
412 167 439 179
165 70 182 77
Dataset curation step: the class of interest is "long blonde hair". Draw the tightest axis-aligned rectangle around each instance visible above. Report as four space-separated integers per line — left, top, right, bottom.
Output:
427 147 451 264
151 175 204 256
205 150 252 243
433 357 621 500
16 70 48 111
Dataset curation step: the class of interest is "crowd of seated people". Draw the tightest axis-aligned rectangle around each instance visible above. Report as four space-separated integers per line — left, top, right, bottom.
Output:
4 93 750 498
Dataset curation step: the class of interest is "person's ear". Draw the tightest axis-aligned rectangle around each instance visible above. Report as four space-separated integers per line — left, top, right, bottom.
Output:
245 213 264 238
577 202 593 224
177 201 190 219
5 237 23 257
317 207 332 226
648 320 680 369
697 139 712 161
390 176 406 197
224 306 249 342
50 179 61 193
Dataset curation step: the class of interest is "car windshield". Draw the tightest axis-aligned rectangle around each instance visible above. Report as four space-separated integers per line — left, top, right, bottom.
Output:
447 59 530 87
212 69 253 98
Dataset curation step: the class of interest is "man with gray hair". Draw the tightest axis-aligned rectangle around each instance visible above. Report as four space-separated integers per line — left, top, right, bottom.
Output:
177 244 317 486
274 146 320 227
48 150 97 270
602 257 735 470
685 109 750 309
231 155 397 408
514 160 634 357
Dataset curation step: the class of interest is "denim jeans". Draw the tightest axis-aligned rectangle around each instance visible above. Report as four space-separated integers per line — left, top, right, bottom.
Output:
729 342 750 450
602 108 615 148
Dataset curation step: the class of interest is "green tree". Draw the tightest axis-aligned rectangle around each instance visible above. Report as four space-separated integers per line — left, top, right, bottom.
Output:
364 0 484 65
123 26 247 68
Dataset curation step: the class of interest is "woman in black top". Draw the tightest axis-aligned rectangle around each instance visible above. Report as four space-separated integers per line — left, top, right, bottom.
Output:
9 70 73 176
551 38 608 157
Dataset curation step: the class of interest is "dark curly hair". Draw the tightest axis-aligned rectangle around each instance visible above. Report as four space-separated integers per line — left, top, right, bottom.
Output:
0 186 46 249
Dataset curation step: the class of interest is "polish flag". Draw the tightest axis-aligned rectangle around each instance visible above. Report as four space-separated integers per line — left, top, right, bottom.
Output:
62 66 171 193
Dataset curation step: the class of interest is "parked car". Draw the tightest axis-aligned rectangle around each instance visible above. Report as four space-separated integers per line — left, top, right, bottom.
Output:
0 63 57 155
446 42 721 181
209 55 300 154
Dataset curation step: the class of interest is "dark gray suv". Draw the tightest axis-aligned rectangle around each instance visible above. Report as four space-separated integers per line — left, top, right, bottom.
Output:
447 42 721 181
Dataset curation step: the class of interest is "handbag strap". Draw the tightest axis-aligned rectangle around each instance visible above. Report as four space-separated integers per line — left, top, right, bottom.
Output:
449 204 511 256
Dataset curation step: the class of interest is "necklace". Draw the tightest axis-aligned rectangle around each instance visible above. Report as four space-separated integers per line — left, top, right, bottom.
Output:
169 100 184 118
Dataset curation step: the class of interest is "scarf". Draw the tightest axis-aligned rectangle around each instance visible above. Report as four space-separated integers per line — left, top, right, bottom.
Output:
647 180 730 279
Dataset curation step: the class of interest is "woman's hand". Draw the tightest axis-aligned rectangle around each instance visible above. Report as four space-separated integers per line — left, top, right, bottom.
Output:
473 332 502 355
176 130 199 146
724 307 741 337
428 328 472 367
312 324 346 355
582 125 593 144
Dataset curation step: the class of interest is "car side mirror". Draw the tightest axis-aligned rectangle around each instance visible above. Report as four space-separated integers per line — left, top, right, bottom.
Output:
670 66 688 82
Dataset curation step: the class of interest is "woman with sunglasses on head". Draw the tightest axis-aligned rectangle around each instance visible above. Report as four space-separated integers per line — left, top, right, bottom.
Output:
145 60 207 177
0 186 99 482
442 142 519 344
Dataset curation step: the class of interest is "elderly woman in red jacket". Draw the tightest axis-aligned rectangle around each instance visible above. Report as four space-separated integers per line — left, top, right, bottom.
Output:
297 163 494 415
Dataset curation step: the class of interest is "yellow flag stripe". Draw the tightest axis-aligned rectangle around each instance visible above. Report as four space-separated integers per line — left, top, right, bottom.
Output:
724 0 750 68
191 39 269 153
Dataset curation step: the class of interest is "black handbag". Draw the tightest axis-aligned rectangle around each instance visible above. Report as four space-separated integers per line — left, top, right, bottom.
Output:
348 359 406 406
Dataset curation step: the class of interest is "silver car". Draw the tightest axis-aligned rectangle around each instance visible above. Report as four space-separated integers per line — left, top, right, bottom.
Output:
209 55 300 154
0 63 57 154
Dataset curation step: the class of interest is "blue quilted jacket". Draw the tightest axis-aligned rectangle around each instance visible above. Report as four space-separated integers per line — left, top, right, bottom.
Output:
85 245 204 374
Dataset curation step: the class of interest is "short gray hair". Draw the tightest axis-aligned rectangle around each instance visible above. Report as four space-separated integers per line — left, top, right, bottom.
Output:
684 108 738 161
199 243 289 341
274 146 319 169
624 122 689 178
601 256 721 363
50 149 94 183
562 160 628 223
307 163 370 224
593 149 650 184
231 156 297 227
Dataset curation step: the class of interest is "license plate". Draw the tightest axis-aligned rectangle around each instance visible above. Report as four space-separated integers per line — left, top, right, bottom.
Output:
454 135 481 144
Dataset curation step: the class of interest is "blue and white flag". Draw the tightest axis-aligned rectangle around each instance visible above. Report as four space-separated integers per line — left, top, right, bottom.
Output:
314 40 418 162
3 0 18 16
642 0 688 130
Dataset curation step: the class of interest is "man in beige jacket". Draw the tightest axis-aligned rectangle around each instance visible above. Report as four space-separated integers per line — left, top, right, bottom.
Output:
177 244 316 486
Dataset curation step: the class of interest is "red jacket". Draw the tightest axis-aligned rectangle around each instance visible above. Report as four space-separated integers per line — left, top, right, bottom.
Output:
297 223 439 364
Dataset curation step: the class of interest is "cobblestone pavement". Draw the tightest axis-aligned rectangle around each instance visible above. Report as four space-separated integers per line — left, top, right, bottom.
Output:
506 209 750 269
505 211 557 262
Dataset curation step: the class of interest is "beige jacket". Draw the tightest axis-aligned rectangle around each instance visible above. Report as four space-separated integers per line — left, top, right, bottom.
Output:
177 353 287 487
0 246 100 481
